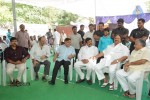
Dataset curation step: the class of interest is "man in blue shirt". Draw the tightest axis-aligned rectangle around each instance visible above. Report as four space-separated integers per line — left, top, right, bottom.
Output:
6 29 12 40
49 38 75 85
98 28 113 52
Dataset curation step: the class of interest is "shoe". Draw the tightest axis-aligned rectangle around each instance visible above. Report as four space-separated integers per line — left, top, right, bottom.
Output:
101 83 108 88
76 79 85 83
10 80 15 86
86 80 92 85
35 74 39 80
16 79 21 86
64 77 68 84
64 80 68 84
148 90 150 97
109 84 114 91
48 81 55 85
42 76 47 82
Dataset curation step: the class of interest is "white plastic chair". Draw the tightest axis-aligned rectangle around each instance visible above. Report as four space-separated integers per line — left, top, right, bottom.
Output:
114 60 128 90
75 59 96 83
58 58 74 81
98 60 127 89
0 62 2 85
2 60 27 86
75 67 96 83
30 58 51 80
136 69 150 100
114 62 124 90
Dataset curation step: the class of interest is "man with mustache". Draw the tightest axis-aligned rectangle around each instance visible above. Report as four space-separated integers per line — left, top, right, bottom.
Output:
4 37 30 86
116 39 150 98
74 38 98 85
49 38 75 85
111 18 129 45
93 34 129 90
129 18 149 53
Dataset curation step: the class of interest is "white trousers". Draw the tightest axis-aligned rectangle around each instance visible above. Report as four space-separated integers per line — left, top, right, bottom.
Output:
6 63 26 82
116 69 141 94
54 44 59 53
94 60 119 84
74 61 94 80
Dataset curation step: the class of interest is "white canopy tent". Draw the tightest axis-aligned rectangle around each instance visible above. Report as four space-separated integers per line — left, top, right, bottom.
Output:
7 0 150 33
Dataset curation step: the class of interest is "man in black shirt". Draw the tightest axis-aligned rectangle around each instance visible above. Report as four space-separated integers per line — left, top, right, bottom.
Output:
4 37 30 86
93 22 104 47
129 18 149 53
78 25 85 45
111 18 129 44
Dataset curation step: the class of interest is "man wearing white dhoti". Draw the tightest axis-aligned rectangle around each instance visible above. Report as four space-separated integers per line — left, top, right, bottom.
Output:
116 39 150 98
93 34 129 90
74 38 98 85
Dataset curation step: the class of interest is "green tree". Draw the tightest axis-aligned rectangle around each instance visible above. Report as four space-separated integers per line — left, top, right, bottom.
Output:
0 0 93 28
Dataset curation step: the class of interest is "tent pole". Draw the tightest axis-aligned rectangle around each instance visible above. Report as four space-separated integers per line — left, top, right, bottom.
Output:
12 0 17 34
94 0 96 24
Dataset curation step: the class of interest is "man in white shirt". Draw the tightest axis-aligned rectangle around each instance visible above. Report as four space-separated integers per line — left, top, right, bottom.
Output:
116 39 150 98
49 38 75 85
30 36 50 81
74 38 98 85
60 30 67 45
53 29 60 52
70 26 82 61
93 34 129 90
3 36 10 46
83 24 95 45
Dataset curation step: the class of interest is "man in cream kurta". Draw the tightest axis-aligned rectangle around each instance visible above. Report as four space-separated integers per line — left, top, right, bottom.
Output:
94 35 129 90
116 39 150 98
74 38 98 85
30 36 50 81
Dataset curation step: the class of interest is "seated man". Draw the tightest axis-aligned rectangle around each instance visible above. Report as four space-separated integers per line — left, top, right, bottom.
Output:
74 38 98 85
116 39 150 98
49 38 75 85
30 36 50 81
94 34 129 90
4 37 30 86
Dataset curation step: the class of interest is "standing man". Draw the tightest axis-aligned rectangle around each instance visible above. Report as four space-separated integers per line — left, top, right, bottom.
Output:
30 36 50 81
70 26 82 61
74 38 98 85
46 29 53 45
6 29 12 40
129 18 149 53
60 30 67 45
93 22 104 47
53 29 60 53
15 24 30 51
4 37 30 86
78 25 85 45
48 38 75 85
84 24 95 46
111 18 129 45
